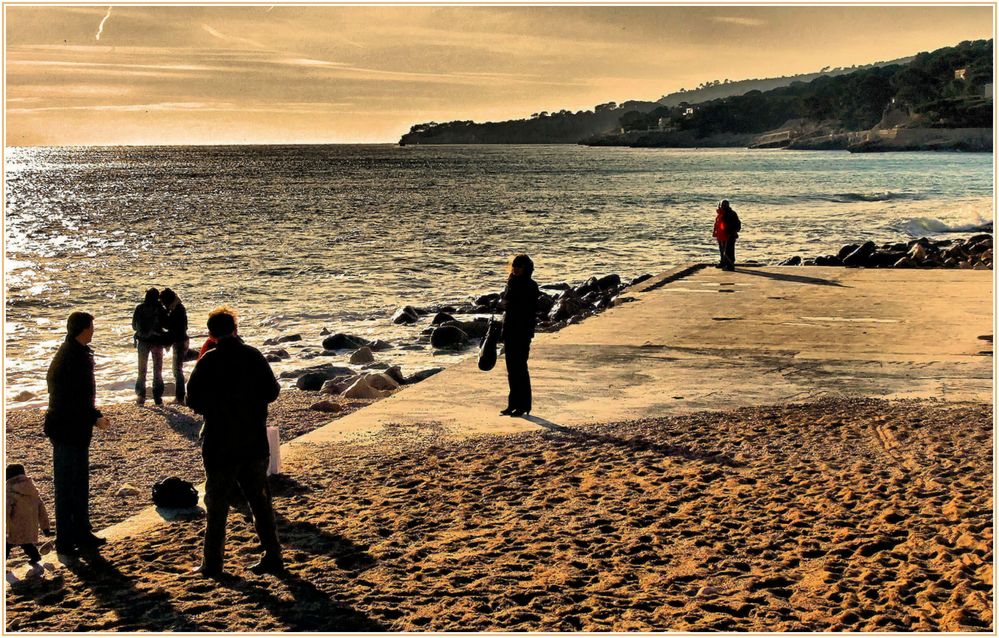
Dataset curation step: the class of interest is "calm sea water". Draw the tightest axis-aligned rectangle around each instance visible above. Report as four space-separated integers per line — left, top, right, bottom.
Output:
5 145 994 407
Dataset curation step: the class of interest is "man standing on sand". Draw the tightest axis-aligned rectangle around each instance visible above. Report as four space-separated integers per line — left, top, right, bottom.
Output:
44 311 110 556
712 199 742 271
159 288 189 405
186 311 284 578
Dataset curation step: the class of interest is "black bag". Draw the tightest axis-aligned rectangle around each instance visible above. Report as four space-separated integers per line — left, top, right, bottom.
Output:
478 318 501 371
152 476 199 509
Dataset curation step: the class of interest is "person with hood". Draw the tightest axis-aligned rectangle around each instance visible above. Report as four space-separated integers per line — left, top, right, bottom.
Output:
712 200 742 271
132 287 167 405
6 464 51 565
44 311 110 556
186 310 283 578
160 288 189 405
498 254 540 417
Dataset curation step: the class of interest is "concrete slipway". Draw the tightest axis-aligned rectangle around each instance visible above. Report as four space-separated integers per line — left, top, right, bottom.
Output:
100 265 993 543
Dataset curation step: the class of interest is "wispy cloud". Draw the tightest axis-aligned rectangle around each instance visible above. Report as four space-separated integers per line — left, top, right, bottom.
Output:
711 16 766 27
95 6 112 41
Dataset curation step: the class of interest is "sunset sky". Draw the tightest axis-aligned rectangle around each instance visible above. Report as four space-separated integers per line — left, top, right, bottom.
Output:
5 5 994 145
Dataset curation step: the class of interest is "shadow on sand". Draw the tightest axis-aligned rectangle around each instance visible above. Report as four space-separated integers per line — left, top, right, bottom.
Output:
732 267 848 288
522 414 743 468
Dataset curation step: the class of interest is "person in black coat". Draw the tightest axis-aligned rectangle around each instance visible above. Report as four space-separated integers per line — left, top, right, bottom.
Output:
160 288 189 404
499 254 540 417
44 311 110 555
186 311 283 578
132 287 167 405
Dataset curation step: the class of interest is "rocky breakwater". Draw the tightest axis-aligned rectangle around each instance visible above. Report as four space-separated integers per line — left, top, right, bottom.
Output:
777 234 993 270
282 271 653 410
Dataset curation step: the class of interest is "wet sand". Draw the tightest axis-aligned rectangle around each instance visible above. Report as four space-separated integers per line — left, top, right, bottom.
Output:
4 398 991 632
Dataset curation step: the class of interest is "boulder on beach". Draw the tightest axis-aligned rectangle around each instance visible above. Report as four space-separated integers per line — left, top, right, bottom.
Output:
12 391 35 402
474 292 501 308
814 255 842 266
384 365 406 385
574 276 600 297
392 306 420 325
867 250 906 268
296 372 331 391
837 244 860 261
342 373 399 400
431 312 456 325
842 241 877 267
430 325 469 349
536 291 555 316
263 334 302 346
367 339 392 352
321 333 369 350
309 400 343 413
548 294 582 322
540 282 571 292
349 346 375 365
779 256 802 266
116 484 141 498
597 274 621 289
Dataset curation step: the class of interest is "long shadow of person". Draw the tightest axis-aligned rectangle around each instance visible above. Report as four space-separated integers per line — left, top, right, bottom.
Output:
152 406 202 443
731 267 848 288
227 569 384 631
522 414 744 468
60 551 202 631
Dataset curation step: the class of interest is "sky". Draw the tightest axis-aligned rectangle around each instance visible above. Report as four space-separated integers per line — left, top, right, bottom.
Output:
5 4 994 145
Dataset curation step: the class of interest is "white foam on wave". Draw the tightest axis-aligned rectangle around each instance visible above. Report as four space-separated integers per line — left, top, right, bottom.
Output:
897 215 993 236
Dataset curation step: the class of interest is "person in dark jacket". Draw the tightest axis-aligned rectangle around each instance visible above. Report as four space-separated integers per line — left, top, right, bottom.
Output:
160 288 189 404
44 312 110 556
132 287 167 406
712 200 742 271
499 254 540 417
186 311 283 578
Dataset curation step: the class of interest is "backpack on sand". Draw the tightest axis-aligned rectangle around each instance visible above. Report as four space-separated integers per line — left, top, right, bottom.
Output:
152 476 199 509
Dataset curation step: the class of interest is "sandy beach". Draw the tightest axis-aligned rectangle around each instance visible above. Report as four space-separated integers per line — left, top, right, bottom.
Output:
3 398 991 632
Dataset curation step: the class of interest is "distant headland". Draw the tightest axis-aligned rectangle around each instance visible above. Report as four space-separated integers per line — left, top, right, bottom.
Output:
400 40 992 152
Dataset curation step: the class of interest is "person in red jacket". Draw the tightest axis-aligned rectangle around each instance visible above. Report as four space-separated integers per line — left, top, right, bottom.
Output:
712 200 742 271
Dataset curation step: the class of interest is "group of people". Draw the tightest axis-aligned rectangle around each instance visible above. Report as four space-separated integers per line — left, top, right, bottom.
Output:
10 202 742 579
132 287 189 406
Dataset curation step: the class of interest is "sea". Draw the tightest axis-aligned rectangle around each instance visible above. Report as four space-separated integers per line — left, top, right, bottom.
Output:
5 145 994 408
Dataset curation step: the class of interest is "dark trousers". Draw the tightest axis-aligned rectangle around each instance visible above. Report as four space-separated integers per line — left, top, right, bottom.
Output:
202 456 281 569
504 339 532 412
52 442 91 549
718 239 736 269
136 341 165 401
6 543 42 563
171 340 189 401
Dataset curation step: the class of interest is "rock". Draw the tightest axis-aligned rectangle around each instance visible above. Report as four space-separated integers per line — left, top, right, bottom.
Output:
630 273 653 287
837 244 860 260
392 306 421 325
12 391 35 402
574 276 600 297
264 334 302 346
342 374 397 400
697 586 721 598
966 233 992 248
442 319 488 339
405 367 444 384
310 400 343 413
265 353 282 362
540 282 571 292
116 484 141 497
867 250 905 268
893 256 916 268
280 363 353 380
814 255 842 266
362 362 390 370
321 333 369 350
908 242 930 263
368 339 392 352
265 348 290 360
474 292 501 308
366 372 400 392
296 372 331 391
536 292 555 316
842 241 877 267
548 295 582 322
319 327 331 336
384 365 406 385
943 257 960 268
349 347 375 365
431 312 456 325
778 256 802 266
596 274 621 289
430 325 469 349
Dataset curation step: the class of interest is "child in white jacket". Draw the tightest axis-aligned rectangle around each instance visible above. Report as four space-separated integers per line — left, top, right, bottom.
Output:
6 464 51 565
